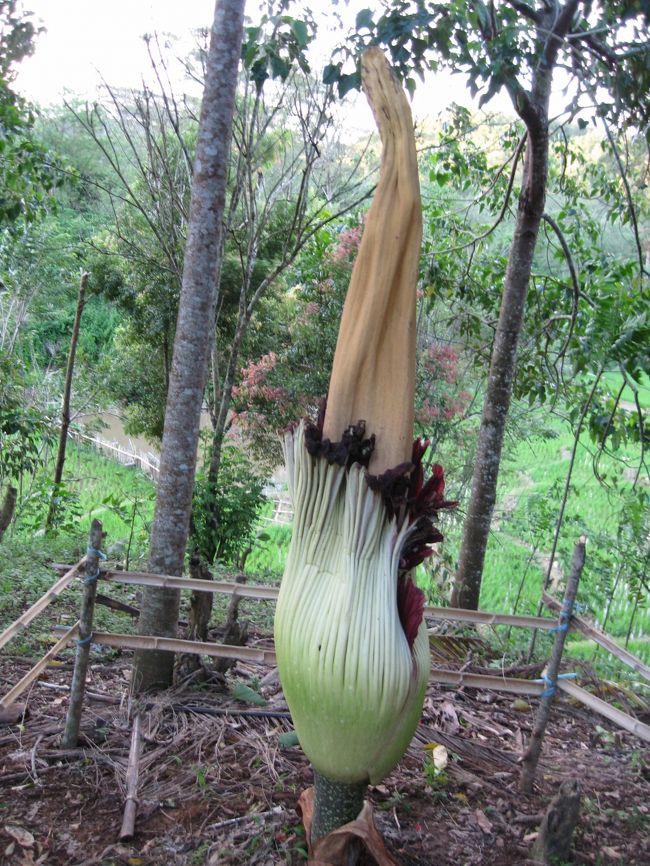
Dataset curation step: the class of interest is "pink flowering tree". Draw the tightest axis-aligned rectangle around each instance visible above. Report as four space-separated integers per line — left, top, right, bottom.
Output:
231 217 481 478
415 341 474 449
230 219 363 468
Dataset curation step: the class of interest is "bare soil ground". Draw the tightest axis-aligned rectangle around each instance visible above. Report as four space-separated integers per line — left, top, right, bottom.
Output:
1 641 649 866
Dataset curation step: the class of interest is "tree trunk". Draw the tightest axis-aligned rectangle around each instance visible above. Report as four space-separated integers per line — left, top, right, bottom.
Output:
0 485 17 542
213 572 249 675
451 1 579 609
132 0 245 693
46 271 88 530
175 553 214 682
530 780 581 865
450 129 548 609
193 310 247 566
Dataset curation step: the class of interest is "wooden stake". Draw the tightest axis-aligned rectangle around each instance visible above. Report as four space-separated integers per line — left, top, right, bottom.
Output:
530 779 581 865
520 537 586 793
62 520 104 747
119 713 143 841
46 271 88 530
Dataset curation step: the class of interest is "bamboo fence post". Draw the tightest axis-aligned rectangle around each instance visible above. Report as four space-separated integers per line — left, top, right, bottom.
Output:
62 519 105 747
119 712 143 841
520 536 586 793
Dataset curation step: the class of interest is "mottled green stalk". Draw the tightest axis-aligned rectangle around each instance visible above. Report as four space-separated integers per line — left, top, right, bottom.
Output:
311 771 367 842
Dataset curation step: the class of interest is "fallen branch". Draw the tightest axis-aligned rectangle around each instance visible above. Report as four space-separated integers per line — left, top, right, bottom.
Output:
36 681 122 705
119 713 143 841
206 806 286 834
96 593 141 618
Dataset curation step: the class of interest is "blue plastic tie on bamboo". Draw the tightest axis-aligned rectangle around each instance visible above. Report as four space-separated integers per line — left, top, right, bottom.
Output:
535 672 577 699
550 620 570 634
538 674 557 699
76 633 93 646
550 600 575 634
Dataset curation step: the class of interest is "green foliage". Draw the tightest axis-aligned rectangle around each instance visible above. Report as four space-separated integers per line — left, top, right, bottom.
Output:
244 521 293 577
0 1 63 227
241 8 316 91
330 1 650 129
0 359 51 487
0 402 49 485
101 487 155 569
230 222 352 466
21 478 82 536
192 444 267 566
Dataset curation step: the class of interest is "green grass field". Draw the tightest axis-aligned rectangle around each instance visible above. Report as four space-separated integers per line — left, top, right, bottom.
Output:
601 370 650 409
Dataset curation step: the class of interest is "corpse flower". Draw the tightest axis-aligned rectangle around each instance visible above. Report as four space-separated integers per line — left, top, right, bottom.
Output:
274 48 456 852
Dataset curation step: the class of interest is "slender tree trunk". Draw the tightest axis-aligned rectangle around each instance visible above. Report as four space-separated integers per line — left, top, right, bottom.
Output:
132 0 246 693
450 0 580 609
193 312 247 565
208 314 247 484
46 271 88 530
451 127 548 609
0 485 17 542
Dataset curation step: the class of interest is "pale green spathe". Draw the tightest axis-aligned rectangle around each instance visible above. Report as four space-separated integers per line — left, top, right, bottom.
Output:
274 422 430 784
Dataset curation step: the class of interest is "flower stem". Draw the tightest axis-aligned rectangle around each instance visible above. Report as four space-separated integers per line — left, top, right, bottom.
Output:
311 770 367 843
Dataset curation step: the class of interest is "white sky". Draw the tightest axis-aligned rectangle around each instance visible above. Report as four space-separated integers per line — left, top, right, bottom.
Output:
15 0 514 135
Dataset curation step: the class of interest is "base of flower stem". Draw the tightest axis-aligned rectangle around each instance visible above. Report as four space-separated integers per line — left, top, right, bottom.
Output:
311 770 368 842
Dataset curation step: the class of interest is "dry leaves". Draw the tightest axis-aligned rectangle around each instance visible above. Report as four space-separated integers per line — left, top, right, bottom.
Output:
298 787 401 866
3 826 35 848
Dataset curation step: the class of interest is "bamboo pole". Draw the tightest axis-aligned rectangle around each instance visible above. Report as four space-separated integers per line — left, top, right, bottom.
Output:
0 622 79 708
0 559 84 650
50 564 558 630
543 590 650 682
62 520 104 747
67 630 278 666
48 628 650 743
520 537 586 793
119 713 143 841
46 271 88 530
557 678 650 742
